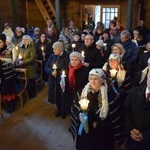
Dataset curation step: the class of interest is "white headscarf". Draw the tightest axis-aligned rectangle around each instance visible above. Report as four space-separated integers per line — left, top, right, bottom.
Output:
81 68 109 120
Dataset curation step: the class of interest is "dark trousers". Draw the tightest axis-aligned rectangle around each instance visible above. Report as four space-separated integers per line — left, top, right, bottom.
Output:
27 79 36 98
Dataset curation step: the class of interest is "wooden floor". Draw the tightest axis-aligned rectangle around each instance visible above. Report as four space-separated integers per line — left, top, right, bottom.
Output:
0 86 76 150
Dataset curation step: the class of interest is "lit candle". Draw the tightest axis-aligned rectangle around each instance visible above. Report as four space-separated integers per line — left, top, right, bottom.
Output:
41 45 44 51
62 70 65 76
81 51 85 63
18 54 22 60
79 98 89 111
103 43 107 50
15 46 18 50
41 45 45 61
52 64 57 78
72 43 76 52
52 64 57 70
110 69 117 77
81 51 84 57
85 21 88 25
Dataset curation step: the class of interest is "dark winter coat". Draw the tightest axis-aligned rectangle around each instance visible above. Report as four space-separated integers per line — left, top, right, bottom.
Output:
123 86 150 150
45 51 69 104
78 44 104 69
62 65 90 114
138 50 150 72
70 86 125 150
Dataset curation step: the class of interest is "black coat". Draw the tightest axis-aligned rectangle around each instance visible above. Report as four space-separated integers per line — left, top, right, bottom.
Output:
123 86 150 150
70 86 125 150
62 65 90 114
45 51 69 105
78 44 104 69
138 51 150 72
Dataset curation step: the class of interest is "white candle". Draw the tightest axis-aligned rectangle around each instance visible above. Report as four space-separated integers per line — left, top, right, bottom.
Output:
18 54 22 60
62 70 65 76
41 45 44 51
52 64 57 70
79 98 89 110
81 51 85 57
72 43 76 48
110 69 117 77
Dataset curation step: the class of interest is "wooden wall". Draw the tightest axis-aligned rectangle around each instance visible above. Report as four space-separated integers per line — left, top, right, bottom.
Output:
0 0 27 32
0 0 149 33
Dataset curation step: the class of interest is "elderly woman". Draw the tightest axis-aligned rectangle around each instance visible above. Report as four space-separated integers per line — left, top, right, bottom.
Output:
45 41 69 117
14 35 36 99
103 53 131 104
60 52 90 118
0 33 16 113
70 68 126 150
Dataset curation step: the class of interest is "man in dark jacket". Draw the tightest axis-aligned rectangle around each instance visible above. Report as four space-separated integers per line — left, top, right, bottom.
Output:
120 30 138 79
123 71 150 150
78 34 103 69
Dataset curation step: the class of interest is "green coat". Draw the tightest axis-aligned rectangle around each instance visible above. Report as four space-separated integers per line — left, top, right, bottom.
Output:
16 42 36 79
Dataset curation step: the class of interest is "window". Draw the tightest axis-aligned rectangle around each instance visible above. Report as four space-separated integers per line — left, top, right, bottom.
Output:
101 5 120 28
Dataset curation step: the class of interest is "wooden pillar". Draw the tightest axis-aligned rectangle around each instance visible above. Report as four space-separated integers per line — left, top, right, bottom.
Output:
55 0 61 32
126 0 133 31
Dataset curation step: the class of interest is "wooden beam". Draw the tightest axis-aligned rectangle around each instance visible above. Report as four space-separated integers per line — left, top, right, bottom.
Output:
46 0 56 17
35 0 50 21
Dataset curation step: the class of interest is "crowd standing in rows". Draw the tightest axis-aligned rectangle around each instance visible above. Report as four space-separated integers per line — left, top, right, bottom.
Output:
0 18 150 150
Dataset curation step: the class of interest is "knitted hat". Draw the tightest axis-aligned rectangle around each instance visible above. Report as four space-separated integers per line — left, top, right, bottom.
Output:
70 51 83 62
52 41 63 51
96 40 104 47
0 34 6 42
89 68 106 79
34 27 40 32
112 43 125 56
109 53 121 62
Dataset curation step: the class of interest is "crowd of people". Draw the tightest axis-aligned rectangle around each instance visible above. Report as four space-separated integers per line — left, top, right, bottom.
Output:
0 18 150 150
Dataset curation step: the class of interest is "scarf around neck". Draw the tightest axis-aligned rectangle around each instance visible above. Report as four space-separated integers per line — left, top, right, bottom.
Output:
69 62 82 90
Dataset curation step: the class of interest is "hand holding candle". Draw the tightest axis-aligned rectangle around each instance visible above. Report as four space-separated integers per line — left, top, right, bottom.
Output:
78 98 89 135
79 98 89 111
60 70 66 92
72 43 76 52
41 45 46 61
52 64 57 78
18 54 23 66
81 51 85 63
103 43 107 50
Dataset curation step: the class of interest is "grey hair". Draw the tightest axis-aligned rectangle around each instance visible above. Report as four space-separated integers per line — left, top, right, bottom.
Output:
120 30 131 39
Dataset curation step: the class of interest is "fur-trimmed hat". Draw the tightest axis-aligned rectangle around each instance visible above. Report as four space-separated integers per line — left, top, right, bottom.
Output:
70 51 83 62
109 53 121 62
96 40 104 47
0 33 6 42
52 41 63 51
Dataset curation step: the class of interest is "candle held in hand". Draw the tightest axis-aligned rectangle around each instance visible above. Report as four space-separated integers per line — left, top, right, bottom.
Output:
79 98 89 111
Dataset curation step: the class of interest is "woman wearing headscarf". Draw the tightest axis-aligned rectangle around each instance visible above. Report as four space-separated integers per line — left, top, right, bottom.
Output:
14 35 36 99
0 33 16 113
70 68 126 150
103 53 131 104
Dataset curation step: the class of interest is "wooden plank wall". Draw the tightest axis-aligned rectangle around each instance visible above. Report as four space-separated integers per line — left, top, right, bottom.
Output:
0 0 27 32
